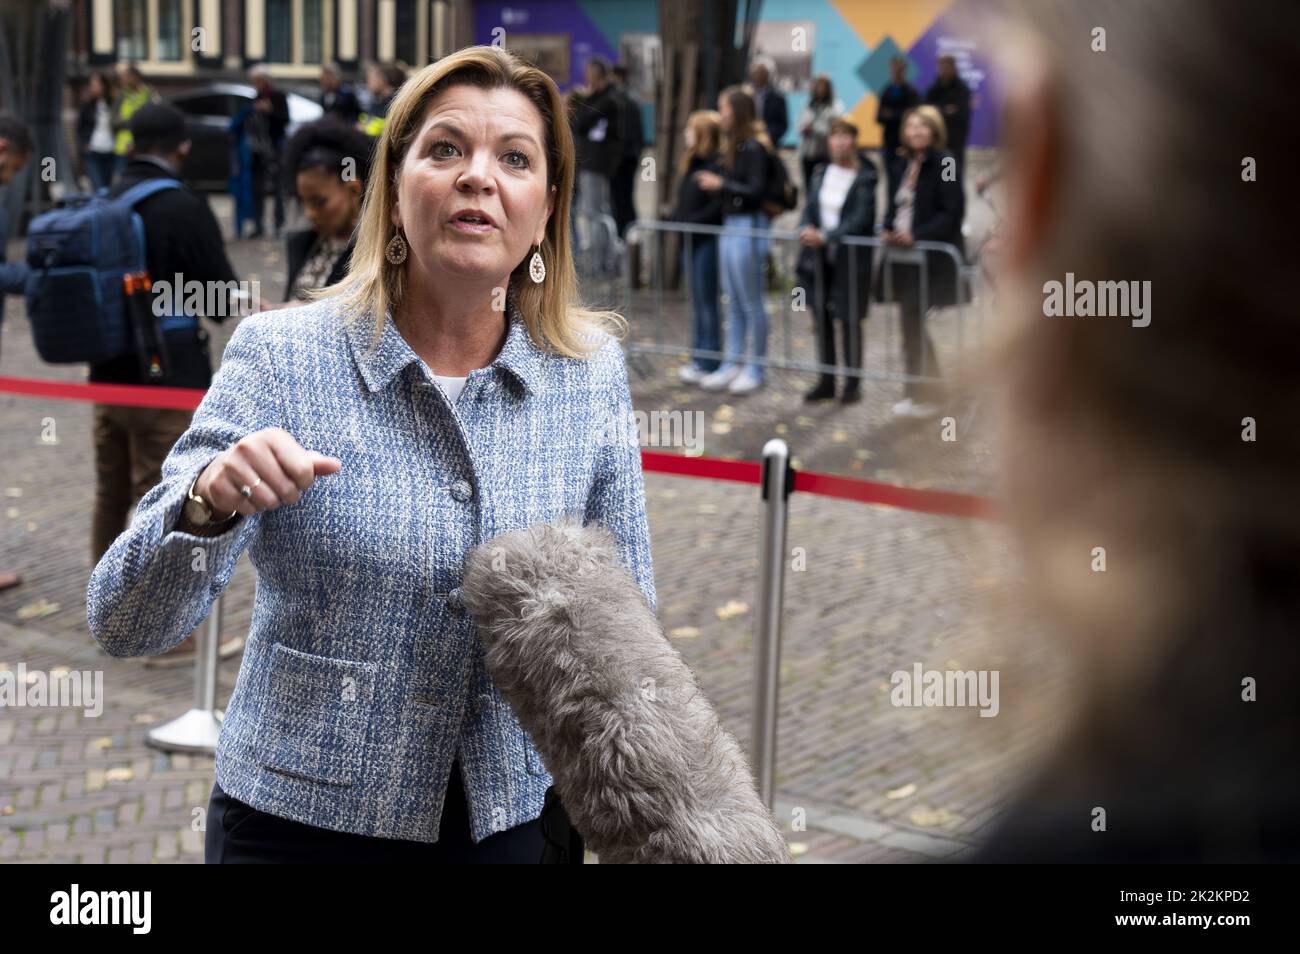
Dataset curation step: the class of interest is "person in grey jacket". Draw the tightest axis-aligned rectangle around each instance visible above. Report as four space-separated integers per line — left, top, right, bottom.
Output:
86 46 656 863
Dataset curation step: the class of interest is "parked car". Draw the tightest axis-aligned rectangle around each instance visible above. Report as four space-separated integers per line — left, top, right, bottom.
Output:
168 83 324 191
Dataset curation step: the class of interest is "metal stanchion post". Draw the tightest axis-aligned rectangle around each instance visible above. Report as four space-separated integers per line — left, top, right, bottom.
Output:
145 596 225 754
754 439 794 809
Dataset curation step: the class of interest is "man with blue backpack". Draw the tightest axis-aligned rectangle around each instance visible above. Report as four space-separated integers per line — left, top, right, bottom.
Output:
25 102 246 662
96 105 242 624
0 112 34 594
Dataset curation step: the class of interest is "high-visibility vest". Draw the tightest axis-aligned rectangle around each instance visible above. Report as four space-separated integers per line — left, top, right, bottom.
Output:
359 112 385 137
114 86 154 156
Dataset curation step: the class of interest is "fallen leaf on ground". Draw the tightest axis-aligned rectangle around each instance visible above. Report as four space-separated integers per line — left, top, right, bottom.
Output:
715 600 750 621
17 599 60 620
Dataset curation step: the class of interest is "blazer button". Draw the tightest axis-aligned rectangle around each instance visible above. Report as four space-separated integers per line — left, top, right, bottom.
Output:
446 587 465 613
449 480 473 502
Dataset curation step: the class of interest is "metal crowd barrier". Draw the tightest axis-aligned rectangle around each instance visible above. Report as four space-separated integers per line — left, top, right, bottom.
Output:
621 220 975 389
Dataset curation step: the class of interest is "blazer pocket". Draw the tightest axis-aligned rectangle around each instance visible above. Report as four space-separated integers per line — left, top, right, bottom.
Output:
255 643 376 787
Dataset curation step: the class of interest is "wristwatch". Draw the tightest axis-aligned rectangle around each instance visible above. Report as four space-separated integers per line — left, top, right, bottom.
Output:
182 473 239 527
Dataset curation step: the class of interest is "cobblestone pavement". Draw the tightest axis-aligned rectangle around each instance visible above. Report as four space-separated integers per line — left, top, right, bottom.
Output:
1 174 1071 864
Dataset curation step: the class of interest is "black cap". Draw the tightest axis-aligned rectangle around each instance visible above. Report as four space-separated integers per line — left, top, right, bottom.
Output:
129 102 189 152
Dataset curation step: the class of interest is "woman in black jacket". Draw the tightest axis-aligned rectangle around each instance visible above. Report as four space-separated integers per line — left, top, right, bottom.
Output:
669 110 724 381
796 118 877 404
881 104 965 417
692 87 774 394
76 71 118 191
280 119 372 302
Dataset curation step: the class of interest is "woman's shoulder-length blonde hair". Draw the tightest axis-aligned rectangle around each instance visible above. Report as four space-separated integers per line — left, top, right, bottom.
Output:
315 44 625 360
900 104 948 151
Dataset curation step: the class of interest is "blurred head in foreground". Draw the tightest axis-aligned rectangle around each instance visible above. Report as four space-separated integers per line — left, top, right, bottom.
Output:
980 0 1297 861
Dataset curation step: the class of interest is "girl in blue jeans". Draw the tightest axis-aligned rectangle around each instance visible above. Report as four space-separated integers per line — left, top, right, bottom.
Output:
692 86 774 394
669 110 725 381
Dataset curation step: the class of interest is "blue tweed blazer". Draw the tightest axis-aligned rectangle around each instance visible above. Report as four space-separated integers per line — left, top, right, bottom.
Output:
86 291 657 843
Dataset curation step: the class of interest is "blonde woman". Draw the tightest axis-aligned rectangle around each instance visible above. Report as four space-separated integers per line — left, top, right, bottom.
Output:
669 110 724 382
880 104 965 418
87 45 656 863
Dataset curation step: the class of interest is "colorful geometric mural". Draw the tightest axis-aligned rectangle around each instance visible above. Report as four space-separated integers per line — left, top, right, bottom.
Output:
473 0 1001 149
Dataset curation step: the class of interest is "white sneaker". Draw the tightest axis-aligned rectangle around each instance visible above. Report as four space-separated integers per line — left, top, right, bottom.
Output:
678 363 707 384
727 369 764 394
699 365 741 390
892 398 940 419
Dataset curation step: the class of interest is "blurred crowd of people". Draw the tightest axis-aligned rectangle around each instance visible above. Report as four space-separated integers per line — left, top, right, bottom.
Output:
666 54 972 415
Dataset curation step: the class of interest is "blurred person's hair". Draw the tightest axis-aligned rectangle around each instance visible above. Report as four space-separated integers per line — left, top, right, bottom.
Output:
285 118 375 186
0 113 34 155
87 69 116 103
810 74 833 104
828 117 859 140
127 102 189 155
676 109 721 180
383 63 407 89
900 104 947 151
980 0 1298 861
718 85 773 169
319 44 624 359
585 56 611 81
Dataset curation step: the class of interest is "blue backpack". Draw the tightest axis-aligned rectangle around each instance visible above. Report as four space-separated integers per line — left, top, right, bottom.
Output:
24 179 190 364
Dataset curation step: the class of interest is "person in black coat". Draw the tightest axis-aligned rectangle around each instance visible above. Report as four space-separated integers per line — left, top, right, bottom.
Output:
76 70 119 191
876 57 919 191
244 65 291 237
279 119 371 301
923 55 971 178
880 105 965 415
609 65 644 239
796 118 877 404
89 103 249 565
750 63 789 148
568 56 625 275
669 110 724 380
318 64 361 125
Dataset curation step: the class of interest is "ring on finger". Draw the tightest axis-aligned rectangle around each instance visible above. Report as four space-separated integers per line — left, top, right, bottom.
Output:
239 476 263 499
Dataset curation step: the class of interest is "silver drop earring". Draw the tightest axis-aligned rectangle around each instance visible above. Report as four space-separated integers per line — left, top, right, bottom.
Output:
528 244 546 284
385 230 408 265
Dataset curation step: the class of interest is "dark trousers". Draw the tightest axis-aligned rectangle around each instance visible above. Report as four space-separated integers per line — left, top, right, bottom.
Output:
611 156 638 238
808 255 863 391
205 760 557 863
84 151 117 192
91 403 193 563
249 152 285 234
892 264 943 402
801 157 826 196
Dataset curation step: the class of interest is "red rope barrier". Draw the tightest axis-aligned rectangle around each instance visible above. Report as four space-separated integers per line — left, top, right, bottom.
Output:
0 375 998 519
0 375 205 410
